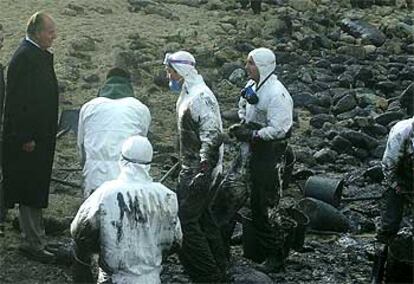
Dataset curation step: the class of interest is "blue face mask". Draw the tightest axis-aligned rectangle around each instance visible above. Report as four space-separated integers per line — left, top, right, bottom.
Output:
240 85 259 104
169 80 182 93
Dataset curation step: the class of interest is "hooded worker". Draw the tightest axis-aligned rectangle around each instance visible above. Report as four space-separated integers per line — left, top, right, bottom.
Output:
377 115 414 243
71 135 182 284
164 51 227 282
77 67 151 198
230 47 293 273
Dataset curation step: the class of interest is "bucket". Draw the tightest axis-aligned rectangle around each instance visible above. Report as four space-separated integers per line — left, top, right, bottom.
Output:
304 176 344 208
282 146 296 190
286 208 309 251
240 214 266 263
297 198 350 232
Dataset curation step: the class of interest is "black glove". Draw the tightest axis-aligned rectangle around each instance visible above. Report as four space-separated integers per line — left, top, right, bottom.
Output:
71 242 94 283
228 123 254 142
189 161 211 190
245 121 262 131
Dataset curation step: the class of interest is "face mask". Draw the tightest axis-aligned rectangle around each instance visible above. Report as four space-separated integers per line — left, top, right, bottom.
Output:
240 85 259 104
169 79 182 93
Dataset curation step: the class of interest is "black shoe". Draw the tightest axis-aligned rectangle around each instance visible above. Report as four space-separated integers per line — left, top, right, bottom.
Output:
375 230 396 244
256 257 285 274
251 0 262 14
18 246 56 263
46 241 74 265
240 0 249 9
0 223 4 237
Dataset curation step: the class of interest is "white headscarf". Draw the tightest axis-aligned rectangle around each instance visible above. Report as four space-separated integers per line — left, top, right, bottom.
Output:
248 47 277 86
164 51 200 87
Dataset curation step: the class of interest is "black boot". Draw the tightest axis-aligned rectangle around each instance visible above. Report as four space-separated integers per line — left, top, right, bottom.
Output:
251 0 262 14
240 0 249 9
256 255 284 274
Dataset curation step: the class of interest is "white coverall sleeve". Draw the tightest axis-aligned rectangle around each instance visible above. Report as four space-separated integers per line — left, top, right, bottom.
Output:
160 193 182 255
238 97 247 122
258 95 293 141
381 125 409 189
172 195 183 246
141 104 152 136
192 93 222 163
77 105 87 167
70 193 101 253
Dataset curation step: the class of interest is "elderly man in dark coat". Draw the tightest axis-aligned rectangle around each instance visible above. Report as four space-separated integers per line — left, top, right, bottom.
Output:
2 11 58 262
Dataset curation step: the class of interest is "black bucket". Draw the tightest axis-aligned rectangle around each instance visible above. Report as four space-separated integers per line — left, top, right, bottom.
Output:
297 198 350 232
240 214 266 263
304 176 344 208
286 208 309 251
282 146 296 190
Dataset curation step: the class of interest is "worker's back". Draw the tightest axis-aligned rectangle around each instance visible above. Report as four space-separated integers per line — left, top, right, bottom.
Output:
78 96 151 196
96 164 181 284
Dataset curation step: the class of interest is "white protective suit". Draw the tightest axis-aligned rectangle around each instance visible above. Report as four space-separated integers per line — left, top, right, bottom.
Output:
71 136 182 284
238 48 293 140
382 116 414 190
165 51 227 282
168 51 224 184
78 96 151 198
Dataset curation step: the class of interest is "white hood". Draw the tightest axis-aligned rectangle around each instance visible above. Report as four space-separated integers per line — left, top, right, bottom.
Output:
164 51 203 90
248 47 277 86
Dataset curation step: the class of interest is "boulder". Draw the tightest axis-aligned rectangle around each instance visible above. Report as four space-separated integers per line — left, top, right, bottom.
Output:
229 68 246 86
291 91 317 107
400 82 414 114
331 135 354 154
332 93 357 114
336 107 370 121
314 148 339 164
362 123 389 138
375 81 398 95
307 104 330 115
337 45 367 59
339 129 379 150
295 147 317 166
228 264 273 283
374 111 405 126
340 18 386 47
71 37 96 52
310 114 336 129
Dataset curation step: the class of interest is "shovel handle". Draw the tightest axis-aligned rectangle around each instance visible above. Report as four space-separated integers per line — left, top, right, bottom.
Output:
159 162 180 183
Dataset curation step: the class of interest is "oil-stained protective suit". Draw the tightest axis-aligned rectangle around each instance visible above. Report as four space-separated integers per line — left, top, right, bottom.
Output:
71 136 181 284
165 51 227 282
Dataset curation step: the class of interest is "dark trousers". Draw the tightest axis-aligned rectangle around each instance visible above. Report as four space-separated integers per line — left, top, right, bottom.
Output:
380 188 405 236
177 169 227 283
249 140 287 258
0 178 6 223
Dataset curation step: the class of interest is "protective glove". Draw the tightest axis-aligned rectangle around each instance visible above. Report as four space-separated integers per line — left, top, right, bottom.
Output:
245 121 262 131
71 242 94 283
189 160 211 191
228 123 255 142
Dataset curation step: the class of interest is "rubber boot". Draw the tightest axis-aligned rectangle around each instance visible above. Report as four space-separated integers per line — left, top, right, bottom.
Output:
256 253 285 274
251 0 262 14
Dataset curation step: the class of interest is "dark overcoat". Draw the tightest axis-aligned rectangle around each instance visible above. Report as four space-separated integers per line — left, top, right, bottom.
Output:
2 39 58 208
